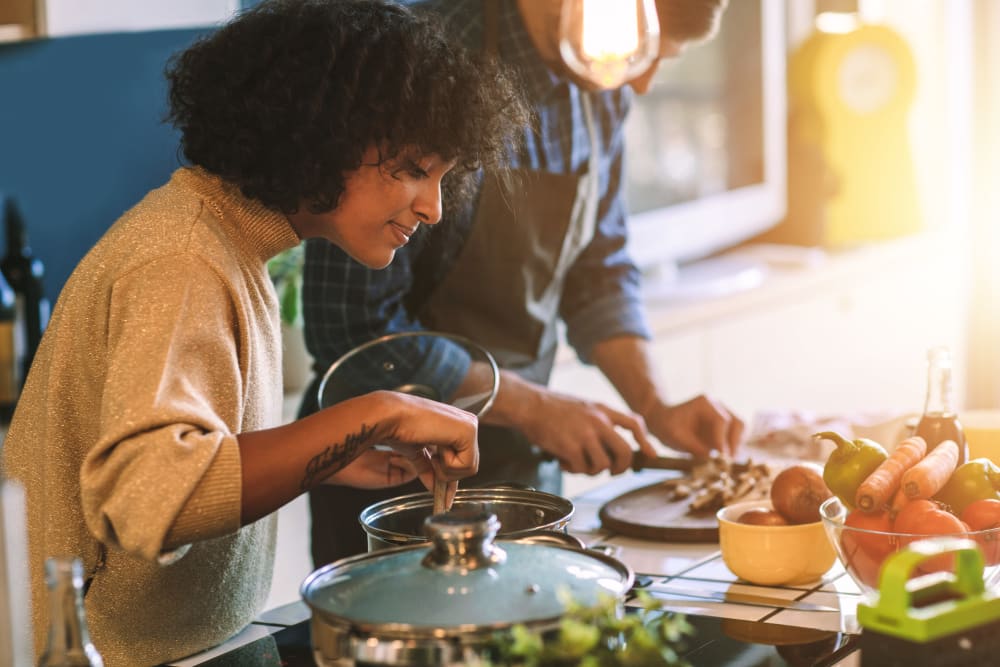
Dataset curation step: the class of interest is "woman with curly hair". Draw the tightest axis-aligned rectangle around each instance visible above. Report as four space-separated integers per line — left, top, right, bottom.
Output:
0 1 526 664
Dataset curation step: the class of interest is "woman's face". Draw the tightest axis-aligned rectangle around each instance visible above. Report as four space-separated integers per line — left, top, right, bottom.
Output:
288 146 456 269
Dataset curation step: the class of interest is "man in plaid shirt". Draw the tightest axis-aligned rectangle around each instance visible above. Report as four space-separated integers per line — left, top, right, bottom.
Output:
300 0 742 566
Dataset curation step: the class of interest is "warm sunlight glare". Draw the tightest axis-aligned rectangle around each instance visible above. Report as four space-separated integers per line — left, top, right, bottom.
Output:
581 0 639 60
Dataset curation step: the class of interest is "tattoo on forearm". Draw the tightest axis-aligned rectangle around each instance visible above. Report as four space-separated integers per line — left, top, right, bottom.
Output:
300 424 376 490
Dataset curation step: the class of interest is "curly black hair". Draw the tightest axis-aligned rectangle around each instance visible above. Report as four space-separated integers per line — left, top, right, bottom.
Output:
165 0 528 214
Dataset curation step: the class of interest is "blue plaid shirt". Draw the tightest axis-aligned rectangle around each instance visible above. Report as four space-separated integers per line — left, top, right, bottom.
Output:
301 0 651 394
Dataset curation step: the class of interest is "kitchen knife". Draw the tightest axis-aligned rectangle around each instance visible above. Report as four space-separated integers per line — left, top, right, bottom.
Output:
631 452 753 474
647 585 839 613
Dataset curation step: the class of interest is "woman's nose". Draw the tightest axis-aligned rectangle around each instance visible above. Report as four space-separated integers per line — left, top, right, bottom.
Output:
413 180 444 226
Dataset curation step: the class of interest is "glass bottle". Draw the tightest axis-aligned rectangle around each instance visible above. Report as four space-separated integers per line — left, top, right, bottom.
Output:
38 557 103 667
914 345 968 466
0 267 21 424
1 196 49 382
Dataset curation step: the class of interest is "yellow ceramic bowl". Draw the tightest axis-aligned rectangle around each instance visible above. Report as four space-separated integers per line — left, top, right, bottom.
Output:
716 499 837 586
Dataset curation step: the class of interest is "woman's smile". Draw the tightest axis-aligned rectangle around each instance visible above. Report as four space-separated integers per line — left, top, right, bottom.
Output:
388 220 419 247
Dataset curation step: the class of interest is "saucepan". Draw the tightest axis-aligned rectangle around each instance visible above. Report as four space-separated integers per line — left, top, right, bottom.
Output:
359 484 575 551
300 509 633 667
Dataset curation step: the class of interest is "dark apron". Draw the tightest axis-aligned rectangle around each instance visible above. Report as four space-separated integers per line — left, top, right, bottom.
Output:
308 0 602 566
416 0 603 493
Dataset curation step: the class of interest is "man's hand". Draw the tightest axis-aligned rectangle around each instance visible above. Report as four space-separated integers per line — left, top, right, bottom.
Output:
644 394 744 459
588 336 744 460
492 381 656 475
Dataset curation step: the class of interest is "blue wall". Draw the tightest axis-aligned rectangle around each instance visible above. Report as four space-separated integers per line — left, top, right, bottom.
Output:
0 27 216 304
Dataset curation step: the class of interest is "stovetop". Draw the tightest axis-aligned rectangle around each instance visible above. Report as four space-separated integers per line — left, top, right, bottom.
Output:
182 613 859 667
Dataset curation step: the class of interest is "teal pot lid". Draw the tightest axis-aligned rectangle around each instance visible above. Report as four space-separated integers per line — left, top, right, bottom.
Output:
301 510 632 630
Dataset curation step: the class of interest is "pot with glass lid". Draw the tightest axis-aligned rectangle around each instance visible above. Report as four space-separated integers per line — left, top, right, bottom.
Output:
359 485 575 551
300 509 633 666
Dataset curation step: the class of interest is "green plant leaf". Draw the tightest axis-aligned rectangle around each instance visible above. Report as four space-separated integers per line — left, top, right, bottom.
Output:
279 275 300 326
268 246 305 326
486 590 694 666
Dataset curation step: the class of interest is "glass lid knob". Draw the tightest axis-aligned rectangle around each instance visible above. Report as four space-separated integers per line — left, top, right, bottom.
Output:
421 509 507 572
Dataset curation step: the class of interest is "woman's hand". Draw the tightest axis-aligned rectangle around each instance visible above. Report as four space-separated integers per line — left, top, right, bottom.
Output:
321 443 460 510
321 446 433 489
377 391 480 482
237 390 477 524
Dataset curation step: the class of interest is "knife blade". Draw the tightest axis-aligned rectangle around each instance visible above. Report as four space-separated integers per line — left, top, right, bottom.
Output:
631 452 754 474
646 585 839 612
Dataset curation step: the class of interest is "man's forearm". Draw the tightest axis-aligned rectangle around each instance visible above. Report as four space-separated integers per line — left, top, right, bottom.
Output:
479 368 544 428
589 335 664 418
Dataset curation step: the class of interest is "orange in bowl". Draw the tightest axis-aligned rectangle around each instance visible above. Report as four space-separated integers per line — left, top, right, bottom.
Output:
717 499 837 586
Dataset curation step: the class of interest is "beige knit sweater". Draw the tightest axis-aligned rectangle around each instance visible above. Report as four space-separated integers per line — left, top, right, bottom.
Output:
2 167 301 666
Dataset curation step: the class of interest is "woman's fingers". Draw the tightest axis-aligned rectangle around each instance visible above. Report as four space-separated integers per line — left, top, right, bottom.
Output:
385 394 480 480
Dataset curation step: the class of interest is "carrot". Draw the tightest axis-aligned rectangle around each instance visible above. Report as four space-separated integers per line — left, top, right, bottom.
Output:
901 439 960 500
855 436 927 511
889 486 909 519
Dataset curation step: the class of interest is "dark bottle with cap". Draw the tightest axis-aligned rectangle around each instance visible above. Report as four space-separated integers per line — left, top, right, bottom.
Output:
914 345 967 466
1 195 49 382
0 266 20 422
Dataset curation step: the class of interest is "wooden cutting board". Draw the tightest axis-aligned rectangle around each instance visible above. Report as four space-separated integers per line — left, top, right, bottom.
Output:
599 479 721 542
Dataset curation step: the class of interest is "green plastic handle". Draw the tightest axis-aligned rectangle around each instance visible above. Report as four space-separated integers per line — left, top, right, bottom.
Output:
877 537 985 614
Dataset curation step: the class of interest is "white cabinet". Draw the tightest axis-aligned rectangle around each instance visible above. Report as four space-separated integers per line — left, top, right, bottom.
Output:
0 0 37 41
22 0 241 38
43 0 240 36
550 330 705 413
550 234 969 495
46 0 239 36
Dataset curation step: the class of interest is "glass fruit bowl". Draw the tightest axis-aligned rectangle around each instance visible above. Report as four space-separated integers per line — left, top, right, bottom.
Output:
819 496 1000 597
318 330 499 417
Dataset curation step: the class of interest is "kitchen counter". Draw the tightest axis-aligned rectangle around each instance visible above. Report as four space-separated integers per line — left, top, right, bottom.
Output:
167 470 865 666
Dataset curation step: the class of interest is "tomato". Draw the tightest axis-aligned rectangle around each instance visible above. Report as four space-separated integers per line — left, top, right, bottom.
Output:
838 508 896 588
892 500 962 535
844 508 895 560
960 498 1000 529
840 532 890 589
960 498 1000 565
893 499 967 575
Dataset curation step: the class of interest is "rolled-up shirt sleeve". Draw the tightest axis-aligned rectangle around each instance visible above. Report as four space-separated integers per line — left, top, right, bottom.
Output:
80 256 245 562
560 96 651 364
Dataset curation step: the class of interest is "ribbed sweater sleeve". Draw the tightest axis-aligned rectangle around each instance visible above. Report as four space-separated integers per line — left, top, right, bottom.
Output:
81 254 247 560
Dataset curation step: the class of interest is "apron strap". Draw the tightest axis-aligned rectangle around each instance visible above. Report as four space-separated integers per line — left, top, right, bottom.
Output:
581 92 601 216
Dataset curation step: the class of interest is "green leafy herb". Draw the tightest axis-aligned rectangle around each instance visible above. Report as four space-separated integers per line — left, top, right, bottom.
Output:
267 246 304 326
485 591 694 667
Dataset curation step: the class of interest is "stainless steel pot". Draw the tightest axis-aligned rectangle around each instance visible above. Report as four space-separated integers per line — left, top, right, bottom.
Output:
301 509 633 667
359 486 575 551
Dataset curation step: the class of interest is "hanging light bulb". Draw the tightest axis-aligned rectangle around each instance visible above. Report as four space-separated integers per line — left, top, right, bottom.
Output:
558 0 660 89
